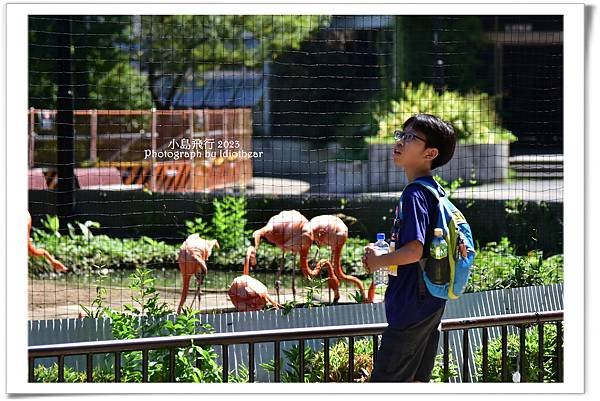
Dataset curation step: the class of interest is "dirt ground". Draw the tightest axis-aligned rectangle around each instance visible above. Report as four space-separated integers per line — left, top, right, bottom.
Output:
28 278 359 320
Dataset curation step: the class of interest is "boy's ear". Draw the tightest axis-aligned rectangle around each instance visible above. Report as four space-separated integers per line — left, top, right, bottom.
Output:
424 147 439 162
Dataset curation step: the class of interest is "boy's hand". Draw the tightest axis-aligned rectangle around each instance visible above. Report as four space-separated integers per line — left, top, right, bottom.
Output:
362 243 378 273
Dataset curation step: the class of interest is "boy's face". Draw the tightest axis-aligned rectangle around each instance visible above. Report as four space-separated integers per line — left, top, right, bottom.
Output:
392 127 431 169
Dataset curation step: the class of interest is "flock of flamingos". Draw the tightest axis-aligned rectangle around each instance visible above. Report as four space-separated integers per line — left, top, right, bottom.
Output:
27 209 377 315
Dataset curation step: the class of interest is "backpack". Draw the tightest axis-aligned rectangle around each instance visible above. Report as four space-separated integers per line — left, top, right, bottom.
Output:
398 177 477 300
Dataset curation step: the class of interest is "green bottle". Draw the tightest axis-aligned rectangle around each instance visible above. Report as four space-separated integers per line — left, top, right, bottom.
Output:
425 228 450 284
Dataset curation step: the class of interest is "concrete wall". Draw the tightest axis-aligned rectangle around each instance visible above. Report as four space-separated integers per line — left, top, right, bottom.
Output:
330 143 510 193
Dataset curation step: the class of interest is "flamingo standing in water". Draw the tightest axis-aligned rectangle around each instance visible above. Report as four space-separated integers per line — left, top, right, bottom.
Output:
252 210 341 303
227 246 281 312
252 210 312 302
309 215 367 302
28 211 68 272
177 234 219 314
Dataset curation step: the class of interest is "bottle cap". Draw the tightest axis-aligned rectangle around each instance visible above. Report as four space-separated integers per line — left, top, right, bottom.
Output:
434 228 444 237
376 233 386 241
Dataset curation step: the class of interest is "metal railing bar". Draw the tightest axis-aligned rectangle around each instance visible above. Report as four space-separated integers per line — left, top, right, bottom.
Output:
29 311 563 358
519 325 527 382
443 331 449 381
501 326 508 382
58 355 64 383
348 336 355 383
169 348 176 383
482 327 489 382
86 353 93 383
222 344 229 383
372 335 378 368
29 357 35 382
142 349 148 382
324 337 330 383
114 351 121 383
538 323 544 382
462 329 469 382
248 342 255 383
556 321 563 382
274 341 280 383
299 340 305 383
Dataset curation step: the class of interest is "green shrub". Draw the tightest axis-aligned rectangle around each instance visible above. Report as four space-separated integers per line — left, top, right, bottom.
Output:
370 82 517 145
473 323 562 382
30 202 563 295
33 267 250 383
467 237 563 293
29 215 179 275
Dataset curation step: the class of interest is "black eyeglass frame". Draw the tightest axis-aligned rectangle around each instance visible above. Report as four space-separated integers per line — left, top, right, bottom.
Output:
393 129 427 144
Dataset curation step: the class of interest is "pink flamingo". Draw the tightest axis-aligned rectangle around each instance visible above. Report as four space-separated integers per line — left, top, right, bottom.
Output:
228 246 281 312
310 215 367 302
177 234 219 313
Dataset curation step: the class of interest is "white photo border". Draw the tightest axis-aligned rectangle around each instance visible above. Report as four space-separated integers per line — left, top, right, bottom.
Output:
5 1 585 395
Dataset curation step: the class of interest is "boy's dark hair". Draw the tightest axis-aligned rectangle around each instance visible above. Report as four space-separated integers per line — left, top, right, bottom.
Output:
402 113 456 170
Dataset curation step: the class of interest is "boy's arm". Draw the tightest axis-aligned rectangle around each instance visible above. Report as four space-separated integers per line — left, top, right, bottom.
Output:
363 186 431 273
363 240 423 273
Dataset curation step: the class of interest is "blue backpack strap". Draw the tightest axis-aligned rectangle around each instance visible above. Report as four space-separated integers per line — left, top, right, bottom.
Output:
409 177 446 199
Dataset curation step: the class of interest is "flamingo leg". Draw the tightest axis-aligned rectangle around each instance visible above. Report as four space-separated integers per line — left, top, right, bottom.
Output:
194 272 205 309
291 253 296 302
177 273 192 314
275 251 284 304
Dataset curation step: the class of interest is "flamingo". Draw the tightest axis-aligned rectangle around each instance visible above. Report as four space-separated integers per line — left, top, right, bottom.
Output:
28 211 68 272
310 215 367 302
312 259 341 304
177 234 219 314
252 210 313 302
227 246 281 312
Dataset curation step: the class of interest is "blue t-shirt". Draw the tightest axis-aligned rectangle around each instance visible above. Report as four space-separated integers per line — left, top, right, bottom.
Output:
384 175 446 329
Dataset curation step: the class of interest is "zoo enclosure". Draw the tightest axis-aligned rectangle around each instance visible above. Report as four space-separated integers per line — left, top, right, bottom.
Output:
27 14 564 318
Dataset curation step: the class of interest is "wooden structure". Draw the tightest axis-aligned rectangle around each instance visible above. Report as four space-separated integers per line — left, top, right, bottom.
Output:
28 108 254 192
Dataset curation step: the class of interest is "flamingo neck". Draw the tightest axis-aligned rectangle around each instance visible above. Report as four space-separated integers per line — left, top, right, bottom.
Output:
243 254 250 276
301 248 321 277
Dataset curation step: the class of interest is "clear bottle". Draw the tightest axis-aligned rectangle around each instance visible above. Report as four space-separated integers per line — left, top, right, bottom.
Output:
373 233 390 287
424 228 450 284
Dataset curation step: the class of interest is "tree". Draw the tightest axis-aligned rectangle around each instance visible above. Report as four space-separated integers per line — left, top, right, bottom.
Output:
29 15 142 110
131 15 330 108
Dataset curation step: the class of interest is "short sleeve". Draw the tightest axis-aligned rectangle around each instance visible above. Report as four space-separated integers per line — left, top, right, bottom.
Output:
399 187 431 247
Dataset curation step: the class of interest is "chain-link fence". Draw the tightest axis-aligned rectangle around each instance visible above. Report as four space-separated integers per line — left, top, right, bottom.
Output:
27 15 563 321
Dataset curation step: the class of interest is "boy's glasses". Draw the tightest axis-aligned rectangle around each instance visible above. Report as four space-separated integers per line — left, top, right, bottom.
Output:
394 130 427 144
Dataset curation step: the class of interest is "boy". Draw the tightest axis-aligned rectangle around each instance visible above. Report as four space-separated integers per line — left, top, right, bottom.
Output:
362 113 457 382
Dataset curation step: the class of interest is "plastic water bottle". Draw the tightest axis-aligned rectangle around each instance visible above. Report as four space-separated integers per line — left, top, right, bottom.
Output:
372 233 390 287
424 228 450 284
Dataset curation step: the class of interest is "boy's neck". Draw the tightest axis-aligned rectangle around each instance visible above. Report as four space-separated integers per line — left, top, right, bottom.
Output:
405 166 432 183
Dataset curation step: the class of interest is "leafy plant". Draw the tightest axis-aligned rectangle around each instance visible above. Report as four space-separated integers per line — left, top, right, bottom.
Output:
183 216 212 238
304 276 329 308
474 323 562 382
371 82 517 145
29 217 179 275
41 214 61 237
34 267 230 383
212 196 251 249
260 337 374 382
467 237 563 293
430 351 459 383
79 267 109 318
